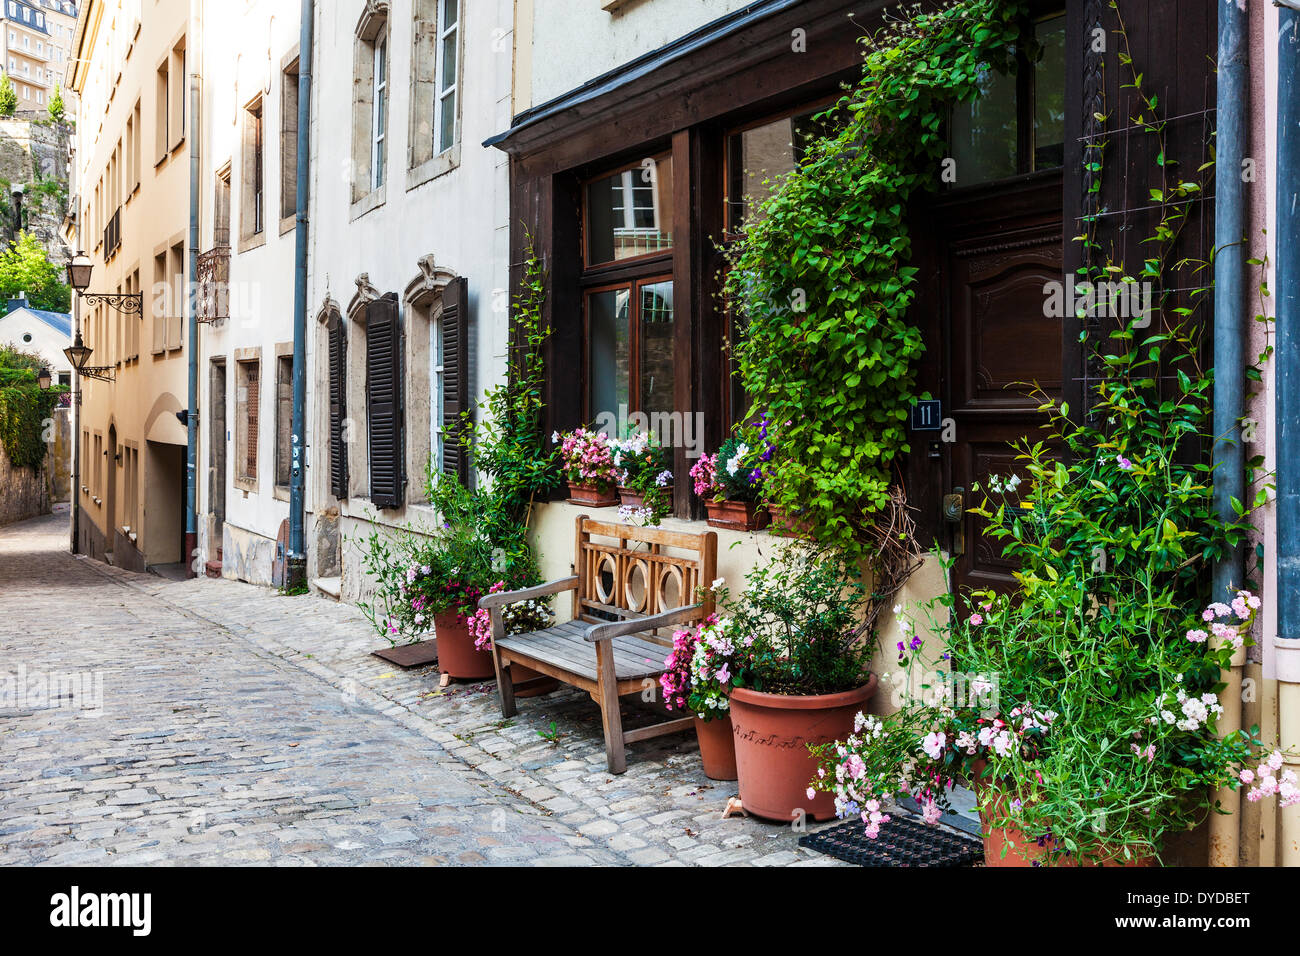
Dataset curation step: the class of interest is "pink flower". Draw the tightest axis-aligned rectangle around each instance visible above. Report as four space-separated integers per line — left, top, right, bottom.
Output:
968 612 983 627
1185 628 1208 644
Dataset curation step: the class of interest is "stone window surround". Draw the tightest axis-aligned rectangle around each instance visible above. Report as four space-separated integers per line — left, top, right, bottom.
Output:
350 1 390 218
232 346 262 495
344 274 380 500
272 340 294 502
406 0 462 192
402 254 459 504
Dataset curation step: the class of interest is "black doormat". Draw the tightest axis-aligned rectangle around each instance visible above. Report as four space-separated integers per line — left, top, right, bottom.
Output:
799 813 984 867
371 640 438 668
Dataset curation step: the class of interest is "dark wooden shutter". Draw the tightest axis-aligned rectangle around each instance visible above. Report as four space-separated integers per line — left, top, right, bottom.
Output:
328 316 349 500
367 293 404 509
441 277 470 485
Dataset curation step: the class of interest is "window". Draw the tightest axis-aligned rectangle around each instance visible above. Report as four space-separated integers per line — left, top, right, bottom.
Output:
585 155 673 265
275 353 293 489
326 310 348 500
167 242 184 349
214 164 231 245
372 37 387 190
409 0 461 173
586 278 674 423
240 97 264 243
405 268 469 494
155 56 170 161
235 359 260 485
948 11 1065 185
280 59 299 224
434 0 459 155
123 446 138 531
351 6 388 204
366 293 403 508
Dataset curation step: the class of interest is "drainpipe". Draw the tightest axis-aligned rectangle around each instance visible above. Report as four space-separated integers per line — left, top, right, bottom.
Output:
1274 0 1300 867
1208 0 1249 868
286 0 313 590
184 0 203 578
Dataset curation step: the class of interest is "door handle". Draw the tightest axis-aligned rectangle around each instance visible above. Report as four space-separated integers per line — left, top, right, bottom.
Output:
943 487 965 557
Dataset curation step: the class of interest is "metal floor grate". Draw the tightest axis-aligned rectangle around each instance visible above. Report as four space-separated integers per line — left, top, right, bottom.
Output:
799 813 984 867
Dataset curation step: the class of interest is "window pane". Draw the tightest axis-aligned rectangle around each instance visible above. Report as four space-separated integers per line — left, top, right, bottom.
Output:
1033 15 1066 170
441 31 457 89
439 93 455 152
639 280 674 418
588 288 630 420
443 0 457 27
585 156 673 264
949 61 1018 184
731 106 834 226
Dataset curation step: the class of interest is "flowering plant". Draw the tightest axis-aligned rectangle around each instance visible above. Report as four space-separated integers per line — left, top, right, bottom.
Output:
659 616 745 721
610 428 673 525
554 426 618 490
468 584 554 651
690 433 766 503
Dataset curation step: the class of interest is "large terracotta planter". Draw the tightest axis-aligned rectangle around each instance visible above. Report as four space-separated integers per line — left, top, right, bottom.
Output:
617 485 670 510
694 713 738 781
566 481 618 508
728 675 879 822
705 499 770 532
979 790 1154 867
434 611 495 680
768 506 815 539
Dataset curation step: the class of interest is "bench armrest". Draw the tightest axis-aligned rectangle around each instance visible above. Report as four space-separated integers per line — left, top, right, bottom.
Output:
584 603 707 643
478 576 579 611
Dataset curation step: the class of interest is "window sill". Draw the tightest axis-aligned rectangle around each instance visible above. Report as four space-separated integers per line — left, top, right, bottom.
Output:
273 484 289 503
237 231 267 255
349 183 386 222
234 477 258 495
407 145 460 191
279 214 297 236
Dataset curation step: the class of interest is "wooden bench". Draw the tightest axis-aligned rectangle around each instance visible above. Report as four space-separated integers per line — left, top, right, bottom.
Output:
478 515 718 773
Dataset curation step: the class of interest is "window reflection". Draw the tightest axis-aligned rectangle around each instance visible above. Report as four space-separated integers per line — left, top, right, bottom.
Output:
585 156 674 265
639 280 674 417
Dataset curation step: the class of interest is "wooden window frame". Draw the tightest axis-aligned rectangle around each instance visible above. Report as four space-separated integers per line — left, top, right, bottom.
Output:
580 273 673 424
581 152 674 271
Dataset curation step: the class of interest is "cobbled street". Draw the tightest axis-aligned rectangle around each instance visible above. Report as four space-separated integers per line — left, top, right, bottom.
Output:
0 512 841 866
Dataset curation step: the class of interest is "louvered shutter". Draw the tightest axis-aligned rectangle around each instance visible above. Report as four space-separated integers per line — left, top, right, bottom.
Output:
328 316 349 500
366 293 404 509
441 277 470 485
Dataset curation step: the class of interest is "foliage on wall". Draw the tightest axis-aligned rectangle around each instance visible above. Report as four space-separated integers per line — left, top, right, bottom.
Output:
0 344 60 470
0 233 71 314
724 0 1024 557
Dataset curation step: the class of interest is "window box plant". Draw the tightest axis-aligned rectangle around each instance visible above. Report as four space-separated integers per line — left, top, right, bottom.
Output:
555 426 619 506
660 616 739 780
706 547 879 821
691 435 769 532
611 429 673 524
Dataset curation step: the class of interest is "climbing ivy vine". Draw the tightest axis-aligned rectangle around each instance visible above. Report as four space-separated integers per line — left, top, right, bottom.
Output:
724 0 1025 557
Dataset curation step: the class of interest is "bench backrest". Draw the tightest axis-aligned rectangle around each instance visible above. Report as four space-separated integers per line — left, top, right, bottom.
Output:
572 515 717 627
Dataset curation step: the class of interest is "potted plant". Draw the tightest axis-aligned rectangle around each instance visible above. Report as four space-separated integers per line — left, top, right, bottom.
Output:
611 429 673 525
691 435 769 531
555 426 618 507
660 616 739 780
708 546 879 821
467 587 558 697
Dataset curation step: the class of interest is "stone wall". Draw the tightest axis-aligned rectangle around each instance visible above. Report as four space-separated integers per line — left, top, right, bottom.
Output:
0 116 72 266
0 439 49 526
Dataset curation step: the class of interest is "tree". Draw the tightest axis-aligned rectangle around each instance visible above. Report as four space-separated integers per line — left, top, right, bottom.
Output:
0 73 16 117
0 233 71 314
47 84 64 124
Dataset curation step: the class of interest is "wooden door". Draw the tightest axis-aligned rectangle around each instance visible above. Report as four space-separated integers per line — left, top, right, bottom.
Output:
913 173 1064 597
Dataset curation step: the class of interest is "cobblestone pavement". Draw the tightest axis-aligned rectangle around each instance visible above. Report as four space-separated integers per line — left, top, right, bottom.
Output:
0 513 842 867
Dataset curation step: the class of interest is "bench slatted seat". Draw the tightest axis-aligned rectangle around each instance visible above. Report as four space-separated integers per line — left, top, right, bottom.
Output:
479 515 718 773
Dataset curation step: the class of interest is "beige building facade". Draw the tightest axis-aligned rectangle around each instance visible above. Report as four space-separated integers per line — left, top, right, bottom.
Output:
67 0 190 572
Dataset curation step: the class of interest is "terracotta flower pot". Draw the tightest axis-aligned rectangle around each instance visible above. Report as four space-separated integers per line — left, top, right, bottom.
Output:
767 506 815 539
705 499 770 532
566 480 618 508
434 610 496 680
694 713 738 781
978 789 1154 868
728 675 879 822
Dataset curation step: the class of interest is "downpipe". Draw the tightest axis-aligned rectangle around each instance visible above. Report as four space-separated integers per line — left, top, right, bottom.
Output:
184 0 203 577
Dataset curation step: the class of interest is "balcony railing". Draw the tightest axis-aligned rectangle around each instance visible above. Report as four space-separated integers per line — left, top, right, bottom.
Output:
197 245 230 324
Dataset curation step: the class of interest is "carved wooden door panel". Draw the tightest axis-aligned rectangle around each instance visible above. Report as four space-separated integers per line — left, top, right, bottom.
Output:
937 179 1064 597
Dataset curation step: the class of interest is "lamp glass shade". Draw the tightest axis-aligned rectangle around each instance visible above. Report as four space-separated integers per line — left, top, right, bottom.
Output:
63 335 93 372
66 252 93 292
36 367 51 390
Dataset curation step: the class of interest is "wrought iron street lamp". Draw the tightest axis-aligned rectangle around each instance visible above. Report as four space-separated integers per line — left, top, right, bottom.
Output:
66 250 144 315
63 331 115 384
36 367 51 390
